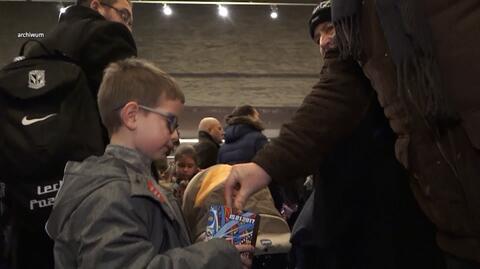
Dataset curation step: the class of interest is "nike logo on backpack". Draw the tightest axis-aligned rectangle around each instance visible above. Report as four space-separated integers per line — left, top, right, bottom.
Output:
21 114 57 126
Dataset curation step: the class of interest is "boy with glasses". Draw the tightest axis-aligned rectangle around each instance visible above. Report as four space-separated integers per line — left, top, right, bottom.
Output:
45 58 253 269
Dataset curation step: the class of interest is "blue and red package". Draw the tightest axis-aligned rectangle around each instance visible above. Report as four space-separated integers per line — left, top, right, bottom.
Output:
206 205 260 246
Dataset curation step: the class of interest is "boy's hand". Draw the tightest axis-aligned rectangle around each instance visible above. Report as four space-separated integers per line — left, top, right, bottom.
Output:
235 244 254 269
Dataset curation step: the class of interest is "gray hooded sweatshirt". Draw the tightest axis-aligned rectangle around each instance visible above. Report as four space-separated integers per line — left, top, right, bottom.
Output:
46 144 241 269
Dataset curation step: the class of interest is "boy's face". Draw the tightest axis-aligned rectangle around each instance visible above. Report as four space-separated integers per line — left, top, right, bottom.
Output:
134 99 183 160
175 156 198 182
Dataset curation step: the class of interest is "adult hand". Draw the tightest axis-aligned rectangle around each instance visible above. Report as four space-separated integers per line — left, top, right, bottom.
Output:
224 163 271 210
235 244 255 269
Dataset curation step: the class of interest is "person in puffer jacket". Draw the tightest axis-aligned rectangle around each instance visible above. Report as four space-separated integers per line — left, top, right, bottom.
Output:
218 105 268 165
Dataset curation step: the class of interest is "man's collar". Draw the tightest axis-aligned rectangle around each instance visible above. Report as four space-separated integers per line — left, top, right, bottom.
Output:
198 131 219 145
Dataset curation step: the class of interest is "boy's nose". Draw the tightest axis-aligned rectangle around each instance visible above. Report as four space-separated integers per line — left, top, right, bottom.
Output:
171 129 179 140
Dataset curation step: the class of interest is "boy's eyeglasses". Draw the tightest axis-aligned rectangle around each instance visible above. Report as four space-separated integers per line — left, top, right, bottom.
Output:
138 105 179 134
99 2 133 28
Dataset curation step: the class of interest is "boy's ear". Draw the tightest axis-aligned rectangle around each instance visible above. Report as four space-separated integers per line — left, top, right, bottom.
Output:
120 101 139 130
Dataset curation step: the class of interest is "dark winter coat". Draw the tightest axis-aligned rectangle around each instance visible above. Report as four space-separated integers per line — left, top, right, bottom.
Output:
218 116 268 164
254 0 480 262
291 96 444 269
194 131 220 169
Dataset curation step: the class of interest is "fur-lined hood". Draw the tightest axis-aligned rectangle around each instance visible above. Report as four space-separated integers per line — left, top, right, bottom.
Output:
225 115 264 131
224 116 264 144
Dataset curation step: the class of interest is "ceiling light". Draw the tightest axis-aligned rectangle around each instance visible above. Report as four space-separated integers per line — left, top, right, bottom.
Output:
270 5 278 19
163 4 172 16
218 5 229 18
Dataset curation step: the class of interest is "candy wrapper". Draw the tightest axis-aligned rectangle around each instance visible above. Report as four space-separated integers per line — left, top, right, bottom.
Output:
206 205 260 246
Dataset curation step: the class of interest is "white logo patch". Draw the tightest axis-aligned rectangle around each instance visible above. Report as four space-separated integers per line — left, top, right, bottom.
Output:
21 113 57 126
28 70 46 90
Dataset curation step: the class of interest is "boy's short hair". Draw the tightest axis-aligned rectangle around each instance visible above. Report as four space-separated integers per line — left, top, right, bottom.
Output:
174 145 198 165
98 58 185 135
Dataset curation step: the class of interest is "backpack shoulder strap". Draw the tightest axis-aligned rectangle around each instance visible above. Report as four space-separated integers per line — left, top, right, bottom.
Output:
19 39 52 57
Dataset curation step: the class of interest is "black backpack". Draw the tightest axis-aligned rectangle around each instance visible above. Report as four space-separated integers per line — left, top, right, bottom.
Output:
0 40 106 268
0 40 105 181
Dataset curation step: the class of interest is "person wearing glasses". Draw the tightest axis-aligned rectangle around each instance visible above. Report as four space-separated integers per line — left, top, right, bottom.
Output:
28 0 136 96
46 58 254 269
4 1 138 268
92 0 133 31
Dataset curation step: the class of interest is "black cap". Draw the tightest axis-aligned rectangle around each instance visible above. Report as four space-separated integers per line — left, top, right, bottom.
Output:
308 0 332 40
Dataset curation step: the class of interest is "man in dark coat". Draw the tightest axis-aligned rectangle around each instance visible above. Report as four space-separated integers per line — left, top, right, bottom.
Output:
194 117 224 169
225 0 480 266
290 3 444 268
1 1 137 268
